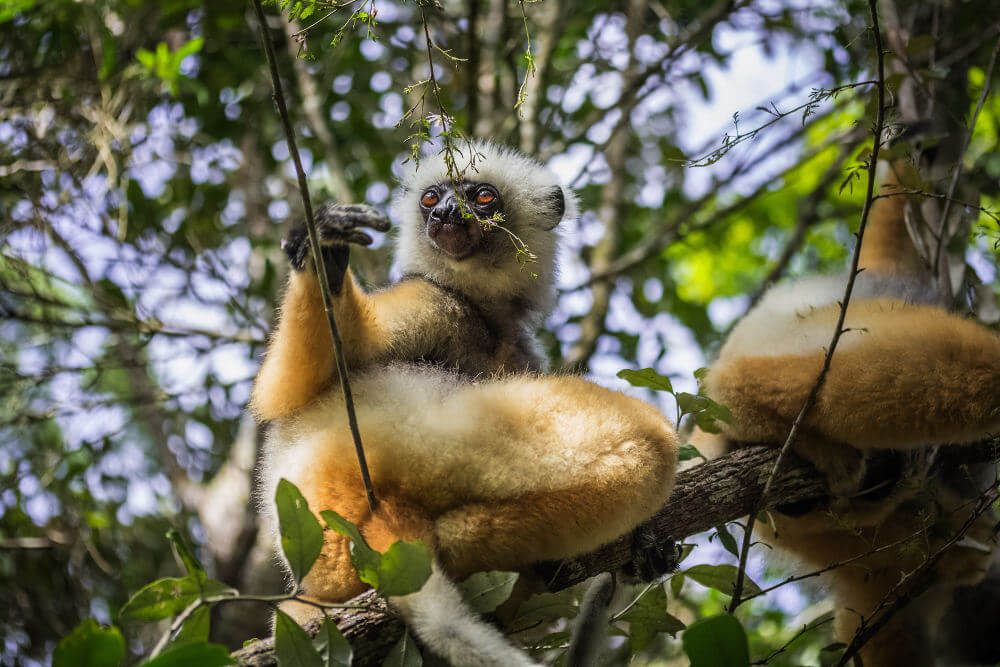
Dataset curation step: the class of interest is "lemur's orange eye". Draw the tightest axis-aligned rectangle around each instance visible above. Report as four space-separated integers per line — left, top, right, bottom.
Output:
421 191 439 207
476 190 495 205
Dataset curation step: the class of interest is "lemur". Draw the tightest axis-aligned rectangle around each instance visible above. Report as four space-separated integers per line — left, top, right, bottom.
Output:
699 162 1000 667
250 142 679 666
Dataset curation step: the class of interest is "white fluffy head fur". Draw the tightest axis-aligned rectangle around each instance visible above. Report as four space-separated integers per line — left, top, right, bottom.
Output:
390 141 578 310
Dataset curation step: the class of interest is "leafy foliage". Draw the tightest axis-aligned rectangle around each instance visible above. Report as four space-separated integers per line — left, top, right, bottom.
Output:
3 0 999 664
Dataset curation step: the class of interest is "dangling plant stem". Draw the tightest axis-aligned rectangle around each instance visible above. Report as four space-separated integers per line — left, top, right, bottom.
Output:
250 0 376 512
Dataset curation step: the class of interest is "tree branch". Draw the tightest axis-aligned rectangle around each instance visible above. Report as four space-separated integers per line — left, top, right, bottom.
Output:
231 438 998 666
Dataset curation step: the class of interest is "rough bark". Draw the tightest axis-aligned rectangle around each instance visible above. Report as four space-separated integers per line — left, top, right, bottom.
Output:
231 439 998 666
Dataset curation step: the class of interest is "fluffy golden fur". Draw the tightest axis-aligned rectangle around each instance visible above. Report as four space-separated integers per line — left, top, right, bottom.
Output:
701 171 1000 667
251 143 678 663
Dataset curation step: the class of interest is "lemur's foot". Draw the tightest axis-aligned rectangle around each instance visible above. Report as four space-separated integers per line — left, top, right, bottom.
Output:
283 203 391 291
622 521 680 582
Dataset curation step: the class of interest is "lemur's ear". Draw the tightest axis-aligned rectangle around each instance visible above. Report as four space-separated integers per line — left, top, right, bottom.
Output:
540 186 565 230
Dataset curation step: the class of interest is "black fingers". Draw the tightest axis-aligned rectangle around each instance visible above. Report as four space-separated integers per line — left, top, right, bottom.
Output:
283 224 313 272
622 522 680 582
315 202 392 235
282 203 390 273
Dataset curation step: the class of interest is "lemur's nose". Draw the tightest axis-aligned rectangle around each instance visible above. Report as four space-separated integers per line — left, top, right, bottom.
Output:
443 196 461 222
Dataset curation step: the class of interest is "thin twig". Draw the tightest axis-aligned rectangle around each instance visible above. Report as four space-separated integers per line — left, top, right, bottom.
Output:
752 614 835 664
250 0 376 511
729 0 887 612
834 483 1000 666
932 33 1000 294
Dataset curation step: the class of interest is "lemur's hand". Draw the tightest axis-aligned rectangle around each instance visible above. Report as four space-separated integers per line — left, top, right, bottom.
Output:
283 203 391 292
621 521 680 582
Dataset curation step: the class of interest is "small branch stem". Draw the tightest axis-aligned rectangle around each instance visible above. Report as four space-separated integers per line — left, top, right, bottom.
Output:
250 0 376 511
729 0 887 612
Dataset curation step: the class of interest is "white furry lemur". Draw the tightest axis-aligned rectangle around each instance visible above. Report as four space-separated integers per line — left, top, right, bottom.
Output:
250 143 680 666
699 162 1000 667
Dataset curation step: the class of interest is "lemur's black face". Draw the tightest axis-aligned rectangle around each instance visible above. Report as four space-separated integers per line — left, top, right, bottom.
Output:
418 181 503 260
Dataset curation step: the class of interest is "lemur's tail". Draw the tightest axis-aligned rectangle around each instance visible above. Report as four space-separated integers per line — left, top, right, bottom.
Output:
857 161 928 278
390 562 539 667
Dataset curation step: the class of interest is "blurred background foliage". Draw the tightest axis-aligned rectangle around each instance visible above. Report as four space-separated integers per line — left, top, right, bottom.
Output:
1 0 999 664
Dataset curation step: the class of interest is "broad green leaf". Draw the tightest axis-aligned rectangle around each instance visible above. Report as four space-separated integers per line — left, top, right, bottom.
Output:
669 573 685 598
684 564 761 598
120 576 235 622
274 609 324 667
314 616 352 667
382 630 423 667
513 590 579 627
321 509 381 585
616 368 673 393
678 444 704 462
321 510 430 596
277 479 325 583
682 614 750 667
167 529 205 577
713 525 739 558
169 605 210 648
142 642 235 667
175 37 205 61
694 410 723 434
678 543 695 563
615 584 685 652
675 392 710 415
704 399 734 424
375 540 433 597
53 619 125 667
457 571 519 614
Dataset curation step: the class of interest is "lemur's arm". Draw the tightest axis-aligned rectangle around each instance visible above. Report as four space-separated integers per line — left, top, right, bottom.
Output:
250 204 483 421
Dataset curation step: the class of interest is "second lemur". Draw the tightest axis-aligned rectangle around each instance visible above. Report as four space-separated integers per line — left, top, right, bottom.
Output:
251 142 679 666
700 162 1000 667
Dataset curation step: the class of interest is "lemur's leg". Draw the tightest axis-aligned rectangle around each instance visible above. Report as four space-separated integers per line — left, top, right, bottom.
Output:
284 373 677 597
706 301 1000 451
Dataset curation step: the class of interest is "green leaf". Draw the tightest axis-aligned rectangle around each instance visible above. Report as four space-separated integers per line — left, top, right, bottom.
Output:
142 642 235 667
53 619 125 667
274 609 324 667
513 590 579 627
678 444 704 462
120 575 235 622
669 574 685 598
457 571 519 614
375 540 433 597
713 525 739 558
682 614 750 667
175 37 204 61
616 368 673 393
615 584 685 652
704 399 734 424
167 529 205 577
694 410 722 434
169 606 210 648
382 630 423 667
277 479 325 583
315 616 352 667
321 509 380 578
675 392 710 416
683 564 761 598
322 510 431 597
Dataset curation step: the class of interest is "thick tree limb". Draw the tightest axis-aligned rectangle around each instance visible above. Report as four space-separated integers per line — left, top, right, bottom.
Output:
231 439 998 666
